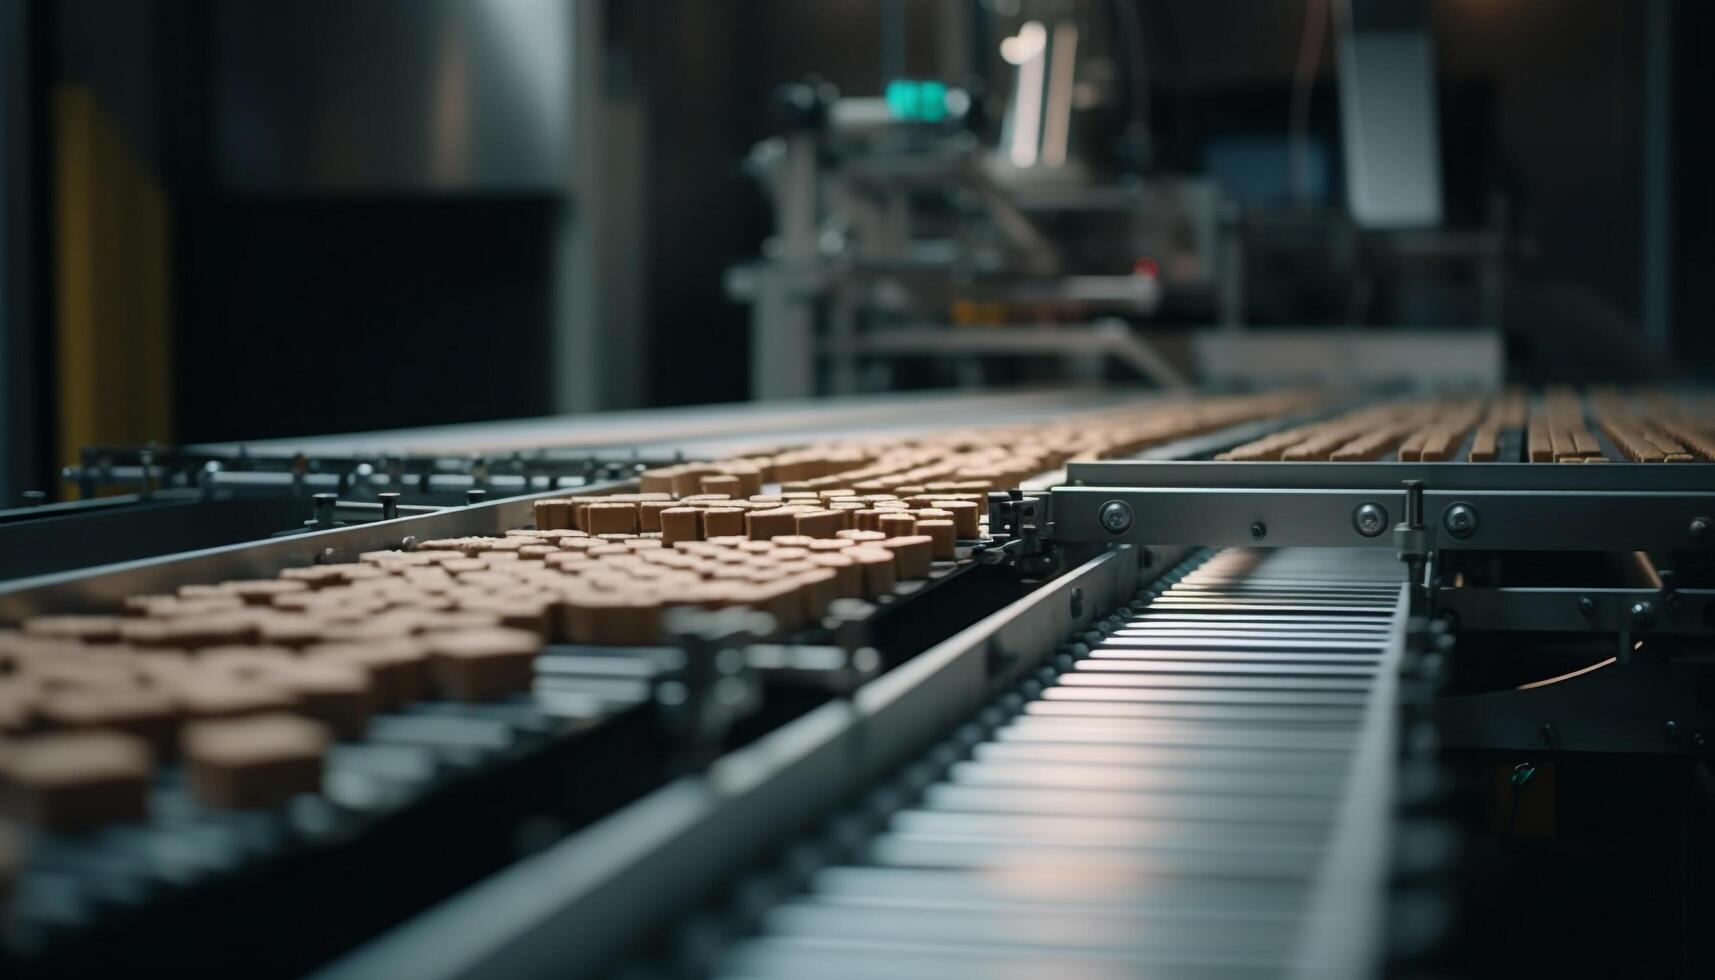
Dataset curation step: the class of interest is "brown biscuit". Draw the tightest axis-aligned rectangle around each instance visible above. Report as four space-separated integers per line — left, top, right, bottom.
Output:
424 627 541 700
745 508 799 540
174 675 299 721
932 500 981 538
270 661 374 739
836 529 886 543
639 500 676 533
702 507 748 538
585 502 640 535
659 507 703 545
879 535 934 579
22 615 124 644
534 499 575 531
181 713 329 809
877 513 918 538
794 510 843 539
807 553 862 599
844 547 898 599
0 731 153 832
699 474 743 497
306 640 429 709
38 688 180 752
917 519 957 560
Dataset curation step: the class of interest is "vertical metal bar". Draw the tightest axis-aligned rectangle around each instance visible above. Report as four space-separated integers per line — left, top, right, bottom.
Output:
1641 0 1673 350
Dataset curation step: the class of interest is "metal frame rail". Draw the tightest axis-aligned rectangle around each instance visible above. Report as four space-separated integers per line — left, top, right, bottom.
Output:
998 460 1715 758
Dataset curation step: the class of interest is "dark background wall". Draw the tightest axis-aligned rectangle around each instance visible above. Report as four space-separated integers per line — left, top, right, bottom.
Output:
12 0 1706 490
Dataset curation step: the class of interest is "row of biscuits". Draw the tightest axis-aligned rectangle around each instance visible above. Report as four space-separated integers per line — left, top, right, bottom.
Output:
0 392 1312 850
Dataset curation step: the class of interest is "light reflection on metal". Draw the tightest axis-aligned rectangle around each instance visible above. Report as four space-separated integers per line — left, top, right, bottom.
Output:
1041 22 1078 167
1001 21 1047 167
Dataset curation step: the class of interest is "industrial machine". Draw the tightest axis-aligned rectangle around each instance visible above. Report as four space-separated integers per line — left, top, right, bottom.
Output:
727 0 1512 400
2 385 1711 979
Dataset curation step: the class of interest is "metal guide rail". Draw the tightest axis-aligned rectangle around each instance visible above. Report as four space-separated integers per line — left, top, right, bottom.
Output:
991 459 1715 760
993 460 1715 635
698 548 1422 980
1046 460 1715 555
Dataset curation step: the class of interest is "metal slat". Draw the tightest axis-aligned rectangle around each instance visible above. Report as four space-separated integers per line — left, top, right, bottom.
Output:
714 547 1408 980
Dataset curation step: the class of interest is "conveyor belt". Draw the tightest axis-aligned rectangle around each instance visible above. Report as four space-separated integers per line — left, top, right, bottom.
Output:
712 548 1408 980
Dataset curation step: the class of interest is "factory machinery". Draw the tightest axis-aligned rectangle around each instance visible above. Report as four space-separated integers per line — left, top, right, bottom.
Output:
1 386 1713 979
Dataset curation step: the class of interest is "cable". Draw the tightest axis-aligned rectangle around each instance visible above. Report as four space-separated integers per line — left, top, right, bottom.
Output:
1289 0 1329 206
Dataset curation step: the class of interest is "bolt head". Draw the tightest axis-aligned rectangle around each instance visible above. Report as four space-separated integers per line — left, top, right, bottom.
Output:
1352 502 1388 538
1442 503 1479 539
1249 521 1267 540
1692 517 1712 542
1098 500 1133 535
1630 601 1655 629
1577 596 1595 616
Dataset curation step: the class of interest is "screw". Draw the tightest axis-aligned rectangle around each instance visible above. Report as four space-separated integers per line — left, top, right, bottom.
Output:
1665 720 1680 741
466 488 488 506
1352 502 1388 537
1098 500 1133 535
401 535 419 551
1630 601 1654 630
378 491 400 520
1692 517 1711 543
1577 595 1595 617
1249 521 1267 540
1442 502 1479 539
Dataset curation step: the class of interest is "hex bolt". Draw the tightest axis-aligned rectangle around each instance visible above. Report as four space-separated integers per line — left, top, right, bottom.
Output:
1352 502 1388 538
1630 601 1655 630
1098 500 1133 535
312 493 337 528
1692 517 1712 543
1249 521 1267 540
1442 502 1479 540
377 492 400 521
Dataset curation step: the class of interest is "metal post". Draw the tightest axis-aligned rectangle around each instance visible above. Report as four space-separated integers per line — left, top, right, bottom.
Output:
1641 0 1673 351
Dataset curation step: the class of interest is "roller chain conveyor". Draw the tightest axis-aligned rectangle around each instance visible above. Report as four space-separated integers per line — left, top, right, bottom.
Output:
691 548 1426 980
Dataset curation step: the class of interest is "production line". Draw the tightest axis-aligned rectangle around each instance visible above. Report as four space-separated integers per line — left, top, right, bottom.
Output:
0 386 1712 978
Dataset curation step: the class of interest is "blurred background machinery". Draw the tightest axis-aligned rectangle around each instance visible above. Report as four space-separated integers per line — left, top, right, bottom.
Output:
0 0 1709 505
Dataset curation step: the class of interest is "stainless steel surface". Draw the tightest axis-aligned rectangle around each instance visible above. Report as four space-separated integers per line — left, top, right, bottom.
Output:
191 387 1147 458
1051 459 1715 554
213 0 570 191
0 479 629 620
716 547 1409 980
